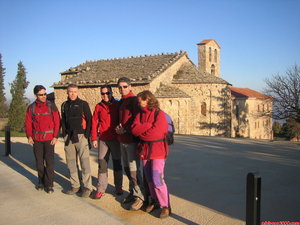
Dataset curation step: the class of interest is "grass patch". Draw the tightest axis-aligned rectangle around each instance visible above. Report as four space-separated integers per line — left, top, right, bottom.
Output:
273 136 288 141
0 131 27 137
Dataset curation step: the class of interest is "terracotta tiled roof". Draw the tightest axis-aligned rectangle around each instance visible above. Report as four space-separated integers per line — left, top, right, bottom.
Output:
53 51 187 87
197 39 221 49
231 87 271 99
172 63 229 84
155 84 191 98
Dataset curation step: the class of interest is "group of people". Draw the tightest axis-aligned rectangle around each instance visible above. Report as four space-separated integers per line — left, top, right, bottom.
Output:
24 77 171 218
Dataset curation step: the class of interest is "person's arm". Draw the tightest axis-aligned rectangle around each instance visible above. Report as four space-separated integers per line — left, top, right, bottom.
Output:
139 111 168 140
83 101 92 138
61 102 66 137
51 103 60 145
91 104 99 145
131 113 152 137
24 105 34 144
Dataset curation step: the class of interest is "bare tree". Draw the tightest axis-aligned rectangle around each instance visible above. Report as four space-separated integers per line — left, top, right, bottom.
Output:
265 64 300 122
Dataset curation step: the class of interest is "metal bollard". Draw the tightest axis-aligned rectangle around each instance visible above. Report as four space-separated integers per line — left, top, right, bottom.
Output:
246 172 261 225
5 126 11 156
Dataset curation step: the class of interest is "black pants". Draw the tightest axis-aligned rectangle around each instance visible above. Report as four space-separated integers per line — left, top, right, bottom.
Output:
33 140 55 188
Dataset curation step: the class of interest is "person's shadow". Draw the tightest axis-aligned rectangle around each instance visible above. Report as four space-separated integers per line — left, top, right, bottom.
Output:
0 138 70 190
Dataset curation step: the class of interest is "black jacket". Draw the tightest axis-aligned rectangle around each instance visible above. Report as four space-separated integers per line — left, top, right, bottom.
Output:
61 98 92 144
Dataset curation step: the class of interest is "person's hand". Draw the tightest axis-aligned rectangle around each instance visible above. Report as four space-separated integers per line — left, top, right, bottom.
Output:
92 140 98 148
115 124 126 135
28 137 34 145
50 138 58 145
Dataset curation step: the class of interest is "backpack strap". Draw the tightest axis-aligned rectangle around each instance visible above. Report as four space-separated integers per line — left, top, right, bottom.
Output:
154 108 160 119
31 101 53 117
140 139 165 160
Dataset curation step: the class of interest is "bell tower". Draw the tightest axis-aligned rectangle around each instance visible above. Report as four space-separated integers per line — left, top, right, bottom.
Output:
197 39 221 77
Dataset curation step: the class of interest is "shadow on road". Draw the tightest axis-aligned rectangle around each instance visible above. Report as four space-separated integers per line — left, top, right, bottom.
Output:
0 139 70 191
166 134 300 221
1 135 299 223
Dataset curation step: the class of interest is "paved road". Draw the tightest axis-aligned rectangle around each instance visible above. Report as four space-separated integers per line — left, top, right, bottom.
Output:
0 136 299 225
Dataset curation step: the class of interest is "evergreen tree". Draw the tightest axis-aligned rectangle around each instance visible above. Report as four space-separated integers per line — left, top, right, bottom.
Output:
0 54 8 118
8 61 29 131
272 121 282 137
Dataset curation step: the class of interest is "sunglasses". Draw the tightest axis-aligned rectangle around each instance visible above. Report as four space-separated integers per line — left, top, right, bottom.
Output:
37 93 47 96
118 85 128 89
101 92 111 95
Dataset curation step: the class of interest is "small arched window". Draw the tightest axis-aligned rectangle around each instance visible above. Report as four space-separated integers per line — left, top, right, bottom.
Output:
214 49 217 62
211 64 215 75
209 47 212 62
201 102 207 116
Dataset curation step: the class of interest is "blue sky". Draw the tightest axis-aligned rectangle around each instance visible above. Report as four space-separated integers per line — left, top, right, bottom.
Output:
0 0 299 100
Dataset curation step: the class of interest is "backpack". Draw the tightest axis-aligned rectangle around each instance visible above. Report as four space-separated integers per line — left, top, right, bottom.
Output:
165 113 175 145
30 101 53 121
29 101 54 138
155 109 175 145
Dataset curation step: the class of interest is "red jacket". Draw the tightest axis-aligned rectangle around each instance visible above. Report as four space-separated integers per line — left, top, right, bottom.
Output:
91 98 119 141
118 91 139 143
25 100 60 141
131 107 169 159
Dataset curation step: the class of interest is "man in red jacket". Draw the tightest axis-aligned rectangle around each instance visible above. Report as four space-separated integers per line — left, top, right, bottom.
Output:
25 85 60 193
91 85 123 199
115 77 144 211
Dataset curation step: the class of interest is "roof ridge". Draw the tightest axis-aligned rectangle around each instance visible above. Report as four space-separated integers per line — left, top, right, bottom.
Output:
81 51 180 63
65 51 185 74
150 50 186 77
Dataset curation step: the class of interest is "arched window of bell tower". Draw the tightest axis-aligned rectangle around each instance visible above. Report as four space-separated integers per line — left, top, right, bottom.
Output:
214 49 217 63
211 64 215 75
209 47 212 62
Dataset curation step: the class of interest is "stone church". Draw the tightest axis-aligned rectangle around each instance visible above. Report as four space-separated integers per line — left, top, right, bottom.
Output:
53 39 272 139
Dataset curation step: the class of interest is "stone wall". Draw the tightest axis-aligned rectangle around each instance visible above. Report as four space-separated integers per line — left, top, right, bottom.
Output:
231 98 273 139
53 80 232 137
158 98 191 134
54 84 151 114
171 82 231 136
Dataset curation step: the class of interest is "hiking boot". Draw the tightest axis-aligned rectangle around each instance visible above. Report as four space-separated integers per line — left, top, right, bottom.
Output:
130 197 144 211
94 191 104 199
123 193 135 203
159 207 170 219
146 201 159 213
146 204 155 213
46 187 54 194
66 187 80 195
81 188 92 198
36 183 44 191
115 188 123 196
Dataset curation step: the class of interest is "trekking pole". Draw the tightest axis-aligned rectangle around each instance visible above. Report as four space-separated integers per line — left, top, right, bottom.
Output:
5 126 11 156
246 172 261 225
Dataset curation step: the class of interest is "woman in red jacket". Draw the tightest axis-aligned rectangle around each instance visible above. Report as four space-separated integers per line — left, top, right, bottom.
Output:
91 85 123 199
131 90 171 219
